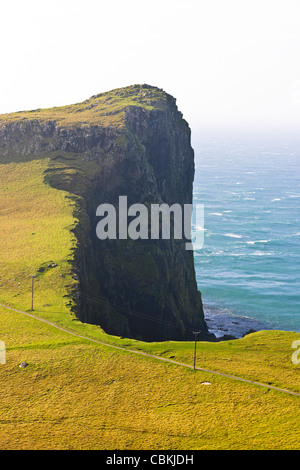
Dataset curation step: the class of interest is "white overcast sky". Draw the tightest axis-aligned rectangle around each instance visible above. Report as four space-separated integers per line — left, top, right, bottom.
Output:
1 0 300 132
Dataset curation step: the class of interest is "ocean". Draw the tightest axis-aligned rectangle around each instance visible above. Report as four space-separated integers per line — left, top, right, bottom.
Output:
192 128 300 338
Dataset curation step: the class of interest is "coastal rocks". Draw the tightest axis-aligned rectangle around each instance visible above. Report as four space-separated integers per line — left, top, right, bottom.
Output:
204 303 268 339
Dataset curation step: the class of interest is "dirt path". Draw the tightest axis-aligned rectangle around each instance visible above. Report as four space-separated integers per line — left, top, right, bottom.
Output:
1 303 300 397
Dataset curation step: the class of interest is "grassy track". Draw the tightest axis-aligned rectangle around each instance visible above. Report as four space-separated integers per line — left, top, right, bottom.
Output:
1 303 300 450
1 302 300 398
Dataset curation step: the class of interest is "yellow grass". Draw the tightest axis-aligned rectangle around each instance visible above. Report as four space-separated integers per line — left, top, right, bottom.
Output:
0 159 78 318
0 306 300 450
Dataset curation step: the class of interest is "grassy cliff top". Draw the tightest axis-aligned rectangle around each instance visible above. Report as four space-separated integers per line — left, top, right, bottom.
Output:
0 84 175 129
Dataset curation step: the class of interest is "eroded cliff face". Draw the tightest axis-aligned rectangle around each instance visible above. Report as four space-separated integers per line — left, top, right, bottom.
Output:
0 85 207 341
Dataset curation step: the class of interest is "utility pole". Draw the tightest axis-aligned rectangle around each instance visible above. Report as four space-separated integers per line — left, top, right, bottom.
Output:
31 275 37 311
193 331 201 370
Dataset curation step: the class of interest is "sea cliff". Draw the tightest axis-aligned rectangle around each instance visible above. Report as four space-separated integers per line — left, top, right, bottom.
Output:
0 84 207 341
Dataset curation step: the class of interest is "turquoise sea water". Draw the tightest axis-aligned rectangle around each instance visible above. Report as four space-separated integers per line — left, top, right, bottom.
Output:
192 130 300 338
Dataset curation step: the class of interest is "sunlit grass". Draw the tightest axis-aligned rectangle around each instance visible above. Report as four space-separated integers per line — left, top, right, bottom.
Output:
0 85 168 129
0 306 300 450
0 159 78 319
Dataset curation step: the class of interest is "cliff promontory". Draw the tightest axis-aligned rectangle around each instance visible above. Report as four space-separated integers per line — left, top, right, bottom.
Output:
0 84 207 341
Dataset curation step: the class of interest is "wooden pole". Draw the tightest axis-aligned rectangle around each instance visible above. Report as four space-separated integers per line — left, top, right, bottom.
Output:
31 275 37 311
193 331 201 370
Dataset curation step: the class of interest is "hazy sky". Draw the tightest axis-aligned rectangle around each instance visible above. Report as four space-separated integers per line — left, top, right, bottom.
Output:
1 0 300 132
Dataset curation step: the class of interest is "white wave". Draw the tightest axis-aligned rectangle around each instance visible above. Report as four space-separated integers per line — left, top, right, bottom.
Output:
231 251 275 257
224 233 243 239
246 239 271 245
194 225 206 232
209 212 223 216
252 251 275 256
271 198 281 202
202 249 224 256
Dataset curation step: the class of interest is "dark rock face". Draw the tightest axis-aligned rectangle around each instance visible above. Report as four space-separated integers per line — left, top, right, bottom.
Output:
78 106 207 341
0 85 207 341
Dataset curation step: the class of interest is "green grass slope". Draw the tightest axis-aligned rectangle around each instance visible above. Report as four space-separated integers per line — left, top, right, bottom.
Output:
1 305 300 450
0 159 78 320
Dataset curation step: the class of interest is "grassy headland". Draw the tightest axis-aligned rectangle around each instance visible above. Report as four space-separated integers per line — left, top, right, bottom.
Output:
0 86 299 449
0 84 170 129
